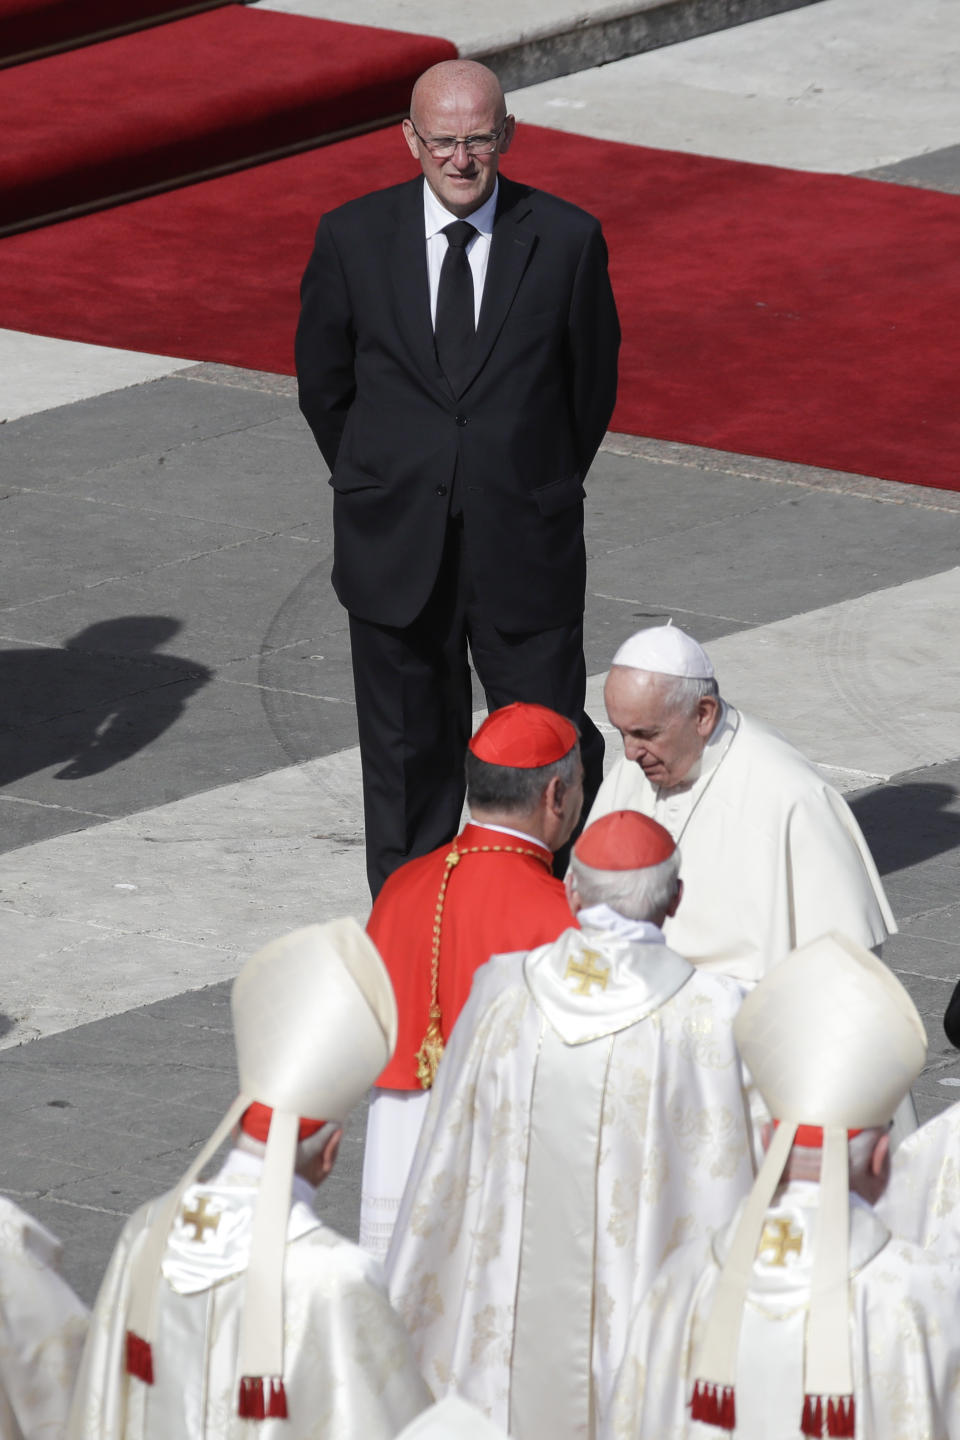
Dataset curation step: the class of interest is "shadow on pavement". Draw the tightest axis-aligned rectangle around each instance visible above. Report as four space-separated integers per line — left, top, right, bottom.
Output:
0 616 211 785
850 780 960 877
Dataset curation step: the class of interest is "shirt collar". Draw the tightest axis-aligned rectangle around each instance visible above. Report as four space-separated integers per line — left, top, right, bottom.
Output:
467 819 550 849
422 177 498 240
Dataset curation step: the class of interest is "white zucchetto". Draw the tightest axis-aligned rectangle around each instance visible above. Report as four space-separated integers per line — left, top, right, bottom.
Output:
611 623 714 679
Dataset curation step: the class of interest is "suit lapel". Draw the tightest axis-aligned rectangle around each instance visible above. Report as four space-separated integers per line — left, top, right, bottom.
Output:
459 178 538 394
388 180 446 391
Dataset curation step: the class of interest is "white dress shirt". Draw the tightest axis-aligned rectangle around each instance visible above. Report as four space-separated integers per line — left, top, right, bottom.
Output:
423 179 498 327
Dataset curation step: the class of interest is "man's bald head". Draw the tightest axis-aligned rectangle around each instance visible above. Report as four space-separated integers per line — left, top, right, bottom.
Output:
410 60 506 128
403 61 514 217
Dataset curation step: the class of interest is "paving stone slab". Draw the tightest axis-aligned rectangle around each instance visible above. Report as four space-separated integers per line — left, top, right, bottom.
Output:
509 0 960 172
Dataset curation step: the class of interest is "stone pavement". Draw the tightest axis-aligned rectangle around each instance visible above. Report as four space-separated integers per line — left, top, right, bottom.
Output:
2 0 960 1305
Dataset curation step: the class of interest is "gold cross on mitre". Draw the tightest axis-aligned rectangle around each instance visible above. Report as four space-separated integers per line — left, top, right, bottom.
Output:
180 1195 221 1243
565 948 610 996
758 1217 803 1267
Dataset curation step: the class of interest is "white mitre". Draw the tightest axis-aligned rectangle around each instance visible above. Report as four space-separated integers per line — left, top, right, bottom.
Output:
692 932 925 1438
123 920 397 1420
611 622 713 679
396 1396 509 1438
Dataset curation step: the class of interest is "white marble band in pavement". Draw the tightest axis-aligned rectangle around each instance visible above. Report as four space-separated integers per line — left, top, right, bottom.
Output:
1 564 958 1049
0 330 194 424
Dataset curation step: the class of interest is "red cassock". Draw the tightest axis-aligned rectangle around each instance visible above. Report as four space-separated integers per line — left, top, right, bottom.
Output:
369 823 576 1091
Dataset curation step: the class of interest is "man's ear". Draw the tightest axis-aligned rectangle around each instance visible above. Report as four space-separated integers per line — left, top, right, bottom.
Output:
306 1128 343 1188
665 878 683 918
695 695 720 737
499 115 517 154
401 118 420 161
871 1130 891 1179
543 774 564 817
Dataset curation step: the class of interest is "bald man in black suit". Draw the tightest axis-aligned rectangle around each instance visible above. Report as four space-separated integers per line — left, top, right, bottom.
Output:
296 59 620 897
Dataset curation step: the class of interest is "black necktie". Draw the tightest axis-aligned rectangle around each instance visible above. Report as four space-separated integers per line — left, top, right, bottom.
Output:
435 220 476 390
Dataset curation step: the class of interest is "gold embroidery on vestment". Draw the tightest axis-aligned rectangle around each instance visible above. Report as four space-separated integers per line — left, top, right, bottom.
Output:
180 1195 221 1242
565 949 610 995
759 1217 803 1266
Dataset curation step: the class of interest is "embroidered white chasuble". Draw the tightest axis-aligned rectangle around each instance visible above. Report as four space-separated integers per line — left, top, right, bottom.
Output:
877 1099 960 1255
386 921 754 1439
607 1181 960 1440
0 1196 88 1439
69 1151 431 1440
589 708 895 983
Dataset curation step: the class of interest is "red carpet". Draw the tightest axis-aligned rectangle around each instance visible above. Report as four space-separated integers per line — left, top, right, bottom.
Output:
0 0 229 62
1 8 455 230
2 125 959 492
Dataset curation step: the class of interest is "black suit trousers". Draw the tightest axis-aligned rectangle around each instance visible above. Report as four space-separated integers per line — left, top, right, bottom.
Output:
349 516 604 898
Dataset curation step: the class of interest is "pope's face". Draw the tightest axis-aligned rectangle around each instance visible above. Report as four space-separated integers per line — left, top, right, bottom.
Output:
604 668 717 791
402 86 515 218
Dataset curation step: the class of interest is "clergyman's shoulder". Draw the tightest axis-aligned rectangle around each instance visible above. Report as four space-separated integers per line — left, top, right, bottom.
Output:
498 176 605 234
319 178 420 233
290 1223 389 1293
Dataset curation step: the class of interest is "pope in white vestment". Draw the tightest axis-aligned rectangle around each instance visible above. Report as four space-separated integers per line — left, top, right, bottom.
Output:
876 1099 960 1256
589 626 894 983
387 813 754 1440
607 933 957 1440
0 1195 88 1439
71 1146 429 1440
69 920 431 1440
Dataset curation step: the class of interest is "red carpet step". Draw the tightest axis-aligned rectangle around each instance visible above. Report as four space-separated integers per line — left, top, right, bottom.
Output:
2 125 959 492
0 0 231 65
0 7 455 231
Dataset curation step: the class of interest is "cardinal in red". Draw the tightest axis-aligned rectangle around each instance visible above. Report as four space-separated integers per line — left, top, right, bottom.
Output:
359 701 583 1257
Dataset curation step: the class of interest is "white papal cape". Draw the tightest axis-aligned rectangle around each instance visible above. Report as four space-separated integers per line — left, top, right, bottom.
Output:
877 1100 960 1255
0 1196 88 1439
386 915 754 1439
606 1180 960 1440
589 706 895 983
69 1149 431 1440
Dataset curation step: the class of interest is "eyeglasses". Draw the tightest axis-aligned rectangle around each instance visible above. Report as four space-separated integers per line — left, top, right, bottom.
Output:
408 119 507 159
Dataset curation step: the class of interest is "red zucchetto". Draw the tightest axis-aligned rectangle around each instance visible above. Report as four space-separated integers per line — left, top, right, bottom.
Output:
468 702 578 768
574 810 675 869
241 1103 327 1143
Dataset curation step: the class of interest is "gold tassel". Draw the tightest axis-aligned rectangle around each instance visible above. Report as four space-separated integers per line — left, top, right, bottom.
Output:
415 1007 445 1089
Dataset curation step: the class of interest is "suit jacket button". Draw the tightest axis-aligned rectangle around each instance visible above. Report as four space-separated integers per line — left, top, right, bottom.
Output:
436 484 448 496
455 414 468 427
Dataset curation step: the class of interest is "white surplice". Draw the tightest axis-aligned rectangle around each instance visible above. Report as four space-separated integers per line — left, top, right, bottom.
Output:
0 1196 88 1440
386 918 754 1439
589 706 895 983
606 1180 960 1440
360 1089 431 1261
877 1100 960 1255
69 1149 431 1440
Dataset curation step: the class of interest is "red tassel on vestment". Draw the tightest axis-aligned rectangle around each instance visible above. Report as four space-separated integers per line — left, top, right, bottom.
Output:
827 1396 855 1437
690 1379 736 1429
268 1379 288 1418
238 1377 266 1419
801 1394 824 1437
125 1330 154 1385
238 1376 288 1421
802 1394 855 1438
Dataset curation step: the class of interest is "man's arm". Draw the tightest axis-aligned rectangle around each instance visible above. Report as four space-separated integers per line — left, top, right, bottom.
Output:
567 222 620 478
295 218 358 473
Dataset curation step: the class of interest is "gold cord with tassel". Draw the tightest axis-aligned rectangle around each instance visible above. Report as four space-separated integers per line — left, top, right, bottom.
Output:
414 841 551 1089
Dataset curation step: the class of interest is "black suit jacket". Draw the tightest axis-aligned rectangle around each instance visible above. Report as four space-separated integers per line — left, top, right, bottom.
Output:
295 174 620 632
